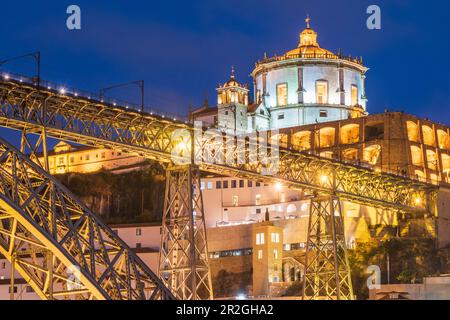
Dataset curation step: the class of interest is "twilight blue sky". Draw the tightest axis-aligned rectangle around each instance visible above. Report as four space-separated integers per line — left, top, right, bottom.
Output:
0 0 449 146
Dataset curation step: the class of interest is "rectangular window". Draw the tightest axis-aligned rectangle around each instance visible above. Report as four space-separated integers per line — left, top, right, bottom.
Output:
239 180 244 188
207 181 213 189
271 232 280 243
136 228 142 236
1 262 5 269
256 182 261 187
255 194 261 205
256 208 261 214
277 113 285 120
85 155 90 161
273 249 278 259
26 286 34 293
231 180 237 188
136 243 142 249
316 81 328 104
351 85 359 106
9 286 17 294
319 110 328 118
58 157 64 165
200 182 205 190
232 196 239 207
248 181 253 187
70 157 74 164
225 111 229 115
276 83 288 106
256 233 265 245
223 181 229 189
258 250 263 259
216 181 222 189
260 109 264 115
101 152 106 159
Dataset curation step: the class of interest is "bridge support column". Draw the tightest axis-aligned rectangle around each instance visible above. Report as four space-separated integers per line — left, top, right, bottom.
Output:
159 164 213 300
302 194 353 300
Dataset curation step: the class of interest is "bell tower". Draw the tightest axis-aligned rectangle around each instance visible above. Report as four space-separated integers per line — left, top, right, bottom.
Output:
217 67 249 134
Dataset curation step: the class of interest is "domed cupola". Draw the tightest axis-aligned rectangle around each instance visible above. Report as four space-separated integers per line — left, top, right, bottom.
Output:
249 16 369 131
286 15 337 58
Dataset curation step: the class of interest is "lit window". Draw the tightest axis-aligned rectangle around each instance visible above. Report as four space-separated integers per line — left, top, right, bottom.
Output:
276 83 288 106
101 152 106 159
85 154 90 161
256 233 265 245
273 249 278 259
136 228 142 236
316 81 328 104
58 157 64 165
271 232 280 243
351 85 358 106
258 250 263 259
232 195 239 207
200 182 205 190
255 194 261 205
207 181 213 190
70 157 74 164
319 110 328 118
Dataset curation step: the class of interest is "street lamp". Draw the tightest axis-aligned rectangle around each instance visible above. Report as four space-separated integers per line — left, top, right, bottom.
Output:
0 51 41 86
99 80 144 112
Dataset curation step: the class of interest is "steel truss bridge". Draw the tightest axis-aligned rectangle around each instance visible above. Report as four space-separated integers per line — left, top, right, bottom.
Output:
0 75 438 300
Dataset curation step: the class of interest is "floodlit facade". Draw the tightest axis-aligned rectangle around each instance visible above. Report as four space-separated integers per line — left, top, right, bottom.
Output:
37 141 146 174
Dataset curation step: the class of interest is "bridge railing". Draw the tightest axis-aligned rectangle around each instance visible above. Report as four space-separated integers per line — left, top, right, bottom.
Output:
0 71 187 122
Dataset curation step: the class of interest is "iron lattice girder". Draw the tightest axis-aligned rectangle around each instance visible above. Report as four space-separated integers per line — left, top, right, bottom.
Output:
303 195 353 300
0 79 437 213
159 165 212 300
0 137 175 300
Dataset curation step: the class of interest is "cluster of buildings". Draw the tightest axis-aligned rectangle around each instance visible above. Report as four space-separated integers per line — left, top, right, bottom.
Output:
1 17 450 299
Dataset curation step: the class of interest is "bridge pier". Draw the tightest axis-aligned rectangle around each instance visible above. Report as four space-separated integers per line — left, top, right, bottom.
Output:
302 194 353 300
159 165 213 300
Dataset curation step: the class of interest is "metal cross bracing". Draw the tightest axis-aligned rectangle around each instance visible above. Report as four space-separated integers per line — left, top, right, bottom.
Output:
0 78 438 214
0 136 175 300
302 195 353 300
159 165 212 300
0 75 440 300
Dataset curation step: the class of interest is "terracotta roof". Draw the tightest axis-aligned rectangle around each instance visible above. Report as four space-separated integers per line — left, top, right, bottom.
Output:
247 103 260 113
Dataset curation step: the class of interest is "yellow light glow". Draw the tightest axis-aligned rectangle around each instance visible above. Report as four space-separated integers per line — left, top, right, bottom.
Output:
320 175 328 184
415 197 422 205
275 182 283 191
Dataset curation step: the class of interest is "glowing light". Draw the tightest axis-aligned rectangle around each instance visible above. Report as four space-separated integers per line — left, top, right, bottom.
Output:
59 88 66 94
74 93 78 97
113 103 116 106
415 197 422 205
320 174 328 184
3 74 9 79
236 293 246 300
275 182 283 191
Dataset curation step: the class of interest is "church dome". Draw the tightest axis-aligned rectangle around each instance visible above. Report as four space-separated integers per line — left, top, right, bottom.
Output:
285 15 337 58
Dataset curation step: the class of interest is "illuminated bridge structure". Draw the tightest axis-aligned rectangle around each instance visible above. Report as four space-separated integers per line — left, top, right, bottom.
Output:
0 74 439 300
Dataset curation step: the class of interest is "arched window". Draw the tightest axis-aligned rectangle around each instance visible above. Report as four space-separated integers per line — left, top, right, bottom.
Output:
316 80 328 104
341 124 360 144
292 131 311 150
406 121 420 142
